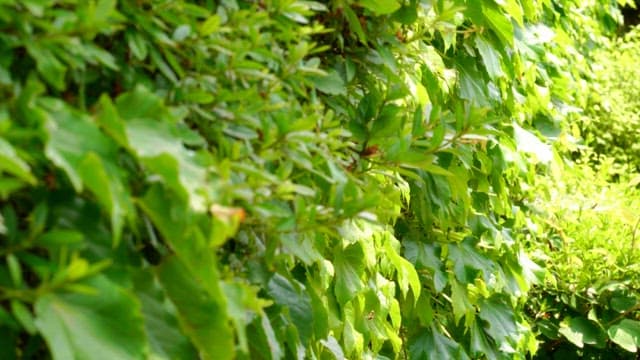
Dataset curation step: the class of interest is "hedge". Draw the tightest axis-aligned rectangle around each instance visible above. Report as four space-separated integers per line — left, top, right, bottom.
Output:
0 0 624 359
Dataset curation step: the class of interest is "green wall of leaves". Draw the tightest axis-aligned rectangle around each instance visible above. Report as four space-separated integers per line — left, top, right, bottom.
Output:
0 0 628 359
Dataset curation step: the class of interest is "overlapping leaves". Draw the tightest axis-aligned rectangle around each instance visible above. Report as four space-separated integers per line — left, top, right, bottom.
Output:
0 0 624 359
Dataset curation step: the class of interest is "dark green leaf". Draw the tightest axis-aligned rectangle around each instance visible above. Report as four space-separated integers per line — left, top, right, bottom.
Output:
409 325 470 360
267 274 314 345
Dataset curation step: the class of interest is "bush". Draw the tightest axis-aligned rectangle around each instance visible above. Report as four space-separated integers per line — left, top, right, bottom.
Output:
0 0 625 359
527 155 640 358
577 26 640 174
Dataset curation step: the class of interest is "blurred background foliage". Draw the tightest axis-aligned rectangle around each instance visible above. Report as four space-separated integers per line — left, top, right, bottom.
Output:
527 13 640 357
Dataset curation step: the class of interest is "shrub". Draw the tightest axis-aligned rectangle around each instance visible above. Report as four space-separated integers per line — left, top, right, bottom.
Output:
577 26 640 174
528 154 640 358
0 0 624 359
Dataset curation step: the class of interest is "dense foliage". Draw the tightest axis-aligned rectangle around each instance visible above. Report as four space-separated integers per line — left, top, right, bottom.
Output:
526 25 640 358
0 0 633 359
577 26 640 175
528 156 640 358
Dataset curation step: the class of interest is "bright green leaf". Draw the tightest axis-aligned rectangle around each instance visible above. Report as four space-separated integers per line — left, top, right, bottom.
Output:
34 276 147 360
359 0 401 15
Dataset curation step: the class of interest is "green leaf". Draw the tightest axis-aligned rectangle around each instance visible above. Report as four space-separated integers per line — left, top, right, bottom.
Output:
247 313 284 360
0 213 5 235
343 320 364 357
448 238 495 284
415 293 434 326
77 153 132 246
608 319 640 353
149 48 177 83
115 85 167 121
96 95 128 148
44 100 110 192
392 5 417 24
611 295 637 313
173 25 192 42
44 100 133 245
403 240 447 292
200 15 221 36
157 256 234 360
409 325 470 360
137 185 190 251
311 69 346 96
11 300 36 334
450 280 472 323
359 0 401 15
25 44 66 91
558 317 606 348
280 233 324 265
384 239 421 301
469 320 499 359
500 0 524 26
267 274 314 345
482 2 514 47
478 296 517 352
126 30 148 61
513 122 552 163
133 271 197 360
456 57 489 106
0 138 36 185
222 282 272 354
36 230 84 248
320 336 344 359
475 36 504 79
343 6 367 44
334 243 365 305
371 105 402 139
34 276 147 360
132 147 205 210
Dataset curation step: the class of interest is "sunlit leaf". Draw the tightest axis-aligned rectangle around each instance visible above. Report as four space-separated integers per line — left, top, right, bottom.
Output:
608 320 640 352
